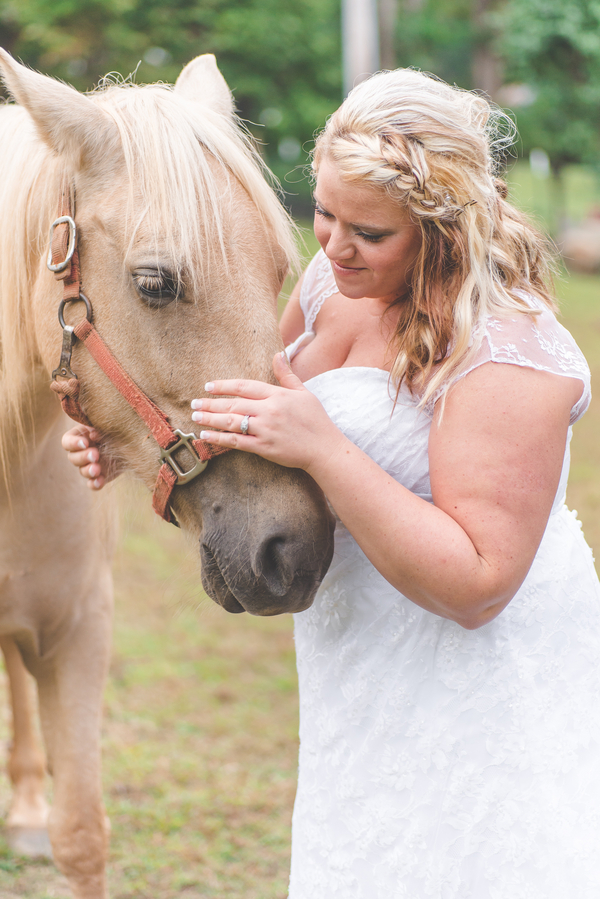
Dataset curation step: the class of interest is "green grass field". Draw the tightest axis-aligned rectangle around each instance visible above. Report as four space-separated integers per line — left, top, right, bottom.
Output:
0 168 599 898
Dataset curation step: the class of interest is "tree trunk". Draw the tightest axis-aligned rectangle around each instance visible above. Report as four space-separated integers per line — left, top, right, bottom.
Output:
379 0 399 70
471 0 503 98
342 0 381 96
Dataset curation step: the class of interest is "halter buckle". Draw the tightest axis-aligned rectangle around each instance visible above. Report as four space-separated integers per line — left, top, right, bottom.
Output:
160 430 209 484
47 215 77 272
52 325 77 381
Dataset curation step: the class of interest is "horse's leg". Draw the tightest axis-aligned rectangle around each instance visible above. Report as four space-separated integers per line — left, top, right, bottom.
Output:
0 635 51 857
35 572 113 899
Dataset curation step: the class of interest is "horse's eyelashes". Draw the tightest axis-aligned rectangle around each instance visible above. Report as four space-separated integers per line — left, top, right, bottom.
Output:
132 270 181 308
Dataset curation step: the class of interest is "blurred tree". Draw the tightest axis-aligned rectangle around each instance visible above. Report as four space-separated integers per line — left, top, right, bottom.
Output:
393 0 600 168
494 0 600 228
389 0 600 230
0 0 342 208
393 0 474 88
3 0 598 216
494 0 600 174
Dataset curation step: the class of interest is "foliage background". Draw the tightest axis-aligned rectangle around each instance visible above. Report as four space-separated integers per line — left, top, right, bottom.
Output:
1 0 599 213
0 1 598 896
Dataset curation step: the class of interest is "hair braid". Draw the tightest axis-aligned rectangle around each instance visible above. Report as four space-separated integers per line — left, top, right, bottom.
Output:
312 69 556 405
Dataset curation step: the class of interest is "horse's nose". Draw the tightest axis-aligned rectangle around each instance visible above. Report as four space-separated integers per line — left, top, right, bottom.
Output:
250 531 296 597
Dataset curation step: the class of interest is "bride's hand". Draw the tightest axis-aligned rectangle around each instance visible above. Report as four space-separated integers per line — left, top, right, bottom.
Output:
191 352 347 475
61 424 115 490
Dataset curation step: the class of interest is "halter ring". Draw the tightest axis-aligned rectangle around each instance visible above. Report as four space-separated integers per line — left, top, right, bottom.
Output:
47 215 77 272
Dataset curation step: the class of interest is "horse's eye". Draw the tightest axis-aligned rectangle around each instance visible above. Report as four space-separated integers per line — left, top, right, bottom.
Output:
133 269 181 308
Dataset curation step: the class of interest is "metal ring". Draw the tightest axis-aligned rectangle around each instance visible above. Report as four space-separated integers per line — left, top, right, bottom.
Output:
47 215 77 272
58 292 93 329
240 414 250 436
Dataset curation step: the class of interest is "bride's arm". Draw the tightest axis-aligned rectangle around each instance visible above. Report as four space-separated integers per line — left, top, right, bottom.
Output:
310 361 580 628
193 355 582 629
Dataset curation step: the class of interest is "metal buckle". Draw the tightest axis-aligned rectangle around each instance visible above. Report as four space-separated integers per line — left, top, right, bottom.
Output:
52 325 77 381
47 216 77 272
52 295 94 382
160 430 209 484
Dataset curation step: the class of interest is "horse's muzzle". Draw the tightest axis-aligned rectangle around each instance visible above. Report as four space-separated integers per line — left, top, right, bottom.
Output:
200 522 333 616
188 455 335 616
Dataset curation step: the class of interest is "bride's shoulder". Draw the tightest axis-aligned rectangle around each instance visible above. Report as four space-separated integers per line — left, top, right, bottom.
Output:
464 296 591 423
480 296 587 371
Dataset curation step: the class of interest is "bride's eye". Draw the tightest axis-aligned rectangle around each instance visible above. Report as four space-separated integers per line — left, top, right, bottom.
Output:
313 203 333 219
133 269 181 308
356 230 384 243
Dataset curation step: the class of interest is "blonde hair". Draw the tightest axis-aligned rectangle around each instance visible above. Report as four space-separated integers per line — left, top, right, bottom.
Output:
312 68 556 405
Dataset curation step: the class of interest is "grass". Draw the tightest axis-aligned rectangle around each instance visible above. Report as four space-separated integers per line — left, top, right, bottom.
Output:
506 161 600 234
0 170 599 898
0 489 301 898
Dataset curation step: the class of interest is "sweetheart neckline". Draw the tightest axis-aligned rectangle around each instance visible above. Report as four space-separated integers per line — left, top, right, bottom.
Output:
304 365 390 387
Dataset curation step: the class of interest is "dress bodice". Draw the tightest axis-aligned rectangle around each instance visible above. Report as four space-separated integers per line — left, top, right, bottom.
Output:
286 250 591 519
306 367 433 503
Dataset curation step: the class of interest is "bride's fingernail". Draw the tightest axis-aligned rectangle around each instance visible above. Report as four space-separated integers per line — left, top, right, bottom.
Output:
191 412 203 423
204 382 215 393
191 399 203 410
87 451 95 462
199 431 211 440
78 439 87 449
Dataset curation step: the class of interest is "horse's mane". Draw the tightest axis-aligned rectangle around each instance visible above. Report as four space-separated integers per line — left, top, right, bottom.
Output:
92 79 299 287
0 79 298 478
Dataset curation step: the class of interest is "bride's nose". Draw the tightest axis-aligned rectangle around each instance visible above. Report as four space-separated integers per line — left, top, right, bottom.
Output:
324 225 355 261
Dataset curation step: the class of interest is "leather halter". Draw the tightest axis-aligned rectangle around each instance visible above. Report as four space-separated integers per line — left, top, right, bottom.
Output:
48 179 230 525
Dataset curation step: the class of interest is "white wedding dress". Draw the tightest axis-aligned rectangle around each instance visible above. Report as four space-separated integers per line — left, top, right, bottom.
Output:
287 251 600 899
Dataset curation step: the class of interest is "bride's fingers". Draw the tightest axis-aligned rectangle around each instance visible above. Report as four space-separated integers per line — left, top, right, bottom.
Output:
62 429 90 452
198 428 253 449
66 447 100 470
200 378 275 400
80 461 102 480
191 409 254 434
61 424 104 452
85 470 106 490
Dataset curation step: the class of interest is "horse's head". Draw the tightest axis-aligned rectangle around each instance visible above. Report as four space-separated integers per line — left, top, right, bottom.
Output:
0 50 334 615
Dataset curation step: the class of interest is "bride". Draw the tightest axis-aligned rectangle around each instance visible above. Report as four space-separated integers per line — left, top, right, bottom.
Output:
65 68 600 897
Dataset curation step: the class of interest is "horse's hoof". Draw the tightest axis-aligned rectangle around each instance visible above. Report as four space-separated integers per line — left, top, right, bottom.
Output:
5 825 53 859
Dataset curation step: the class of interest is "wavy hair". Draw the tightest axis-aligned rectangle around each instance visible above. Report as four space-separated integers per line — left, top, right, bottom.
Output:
312 69 557 405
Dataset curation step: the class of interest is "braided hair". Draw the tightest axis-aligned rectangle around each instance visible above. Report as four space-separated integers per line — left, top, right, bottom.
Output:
312 69 556 405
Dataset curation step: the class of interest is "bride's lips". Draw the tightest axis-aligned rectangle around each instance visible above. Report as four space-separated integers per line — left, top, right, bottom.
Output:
332 260 364 276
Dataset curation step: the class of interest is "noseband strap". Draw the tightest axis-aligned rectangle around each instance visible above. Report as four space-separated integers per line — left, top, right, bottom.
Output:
49 179 230 525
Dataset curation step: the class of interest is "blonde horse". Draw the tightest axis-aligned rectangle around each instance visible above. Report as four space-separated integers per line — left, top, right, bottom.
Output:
0 50 334 898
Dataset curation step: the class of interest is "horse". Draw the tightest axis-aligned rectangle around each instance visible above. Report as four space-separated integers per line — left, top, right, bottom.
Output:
0 49 334 899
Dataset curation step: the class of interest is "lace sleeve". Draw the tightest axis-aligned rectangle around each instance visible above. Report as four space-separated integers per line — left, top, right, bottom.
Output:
450 305 591 424
299 249 339 332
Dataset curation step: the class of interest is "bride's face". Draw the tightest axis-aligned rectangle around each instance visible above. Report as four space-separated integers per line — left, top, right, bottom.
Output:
313 156 422 305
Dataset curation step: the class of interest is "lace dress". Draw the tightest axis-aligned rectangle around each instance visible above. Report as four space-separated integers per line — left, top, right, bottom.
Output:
286 251 600 899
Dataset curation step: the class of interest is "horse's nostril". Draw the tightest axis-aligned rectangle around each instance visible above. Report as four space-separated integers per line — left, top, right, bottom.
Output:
253 534 295 597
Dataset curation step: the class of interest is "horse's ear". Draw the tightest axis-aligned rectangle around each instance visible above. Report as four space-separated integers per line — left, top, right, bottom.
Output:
175 54 235 118
0 48 119 170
